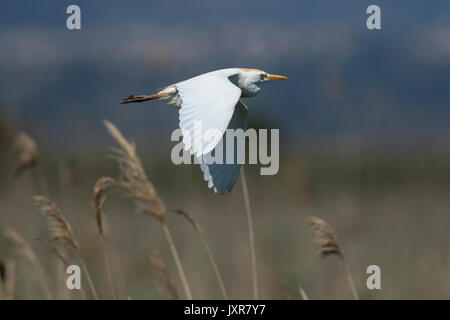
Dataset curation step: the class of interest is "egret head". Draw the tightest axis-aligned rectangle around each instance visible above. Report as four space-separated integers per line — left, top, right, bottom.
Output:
239 68 288 84
237 68 288 97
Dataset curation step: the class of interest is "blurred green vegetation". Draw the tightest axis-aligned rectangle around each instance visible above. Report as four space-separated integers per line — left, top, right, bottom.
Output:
1 112 450 299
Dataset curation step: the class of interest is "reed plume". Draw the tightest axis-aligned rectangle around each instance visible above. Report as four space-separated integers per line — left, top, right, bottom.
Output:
173 209 228 299
148 249 179 300
93 176 116 237
34 196 79 250
12 132 39 177
104 121 165 221
93 176 118 299
307 216 343 259
103 120 192 300
307 216 359 299
33 196 99 299
1 226 52 299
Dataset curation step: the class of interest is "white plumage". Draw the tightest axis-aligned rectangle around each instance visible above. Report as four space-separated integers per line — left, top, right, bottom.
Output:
121 68 287 194
200 100 249 194
177 70 242 157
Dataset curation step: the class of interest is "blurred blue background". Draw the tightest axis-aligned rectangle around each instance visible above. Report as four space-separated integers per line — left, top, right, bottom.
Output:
1 1 450 154
2 1 450 300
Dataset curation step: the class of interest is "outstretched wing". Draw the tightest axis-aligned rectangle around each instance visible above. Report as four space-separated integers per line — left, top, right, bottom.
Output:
177 72 242 157
199 100 248 194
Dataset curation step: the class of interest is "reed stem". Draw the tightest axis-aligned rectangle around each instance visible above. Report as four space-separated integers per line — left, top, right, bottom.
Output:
199 232 228 299
100 237 118 299
79 257 99 300
344 261 359 300
240 167 258 300
161 222 193 300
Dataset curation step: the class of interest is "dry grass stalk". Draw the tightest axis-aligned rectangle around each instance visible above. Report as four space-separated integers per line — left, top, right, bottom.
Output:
103 120 165 221
0 259 5 299
12 132 39 177
2 226 40 263
58 157 77 190
104 120 192 300
0 260 15 299
240 168 259 300
298 284 309 300
160 223 193 300
307 216 343 259
33 196 99 300
173 209 229 300
36 237 85 300
33 196 79 250
34 237 77 299
0 115 14 149
0 260 5 283
93 176 116 236
1 226 52 299
307 216 359 300
173 209 201 232
148 249 179 300
93 176 118 299
100 240 118 299
35 237 69 268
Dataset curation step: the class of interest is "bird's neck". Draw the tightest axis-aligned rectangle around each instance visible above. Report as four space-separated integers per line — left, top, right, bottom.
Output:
224 68 260 98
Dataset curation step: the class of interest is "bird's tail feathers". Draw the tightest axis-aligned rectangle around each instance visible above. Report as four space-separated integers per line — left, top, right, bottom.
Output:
120 93 160 104
120 85 177 104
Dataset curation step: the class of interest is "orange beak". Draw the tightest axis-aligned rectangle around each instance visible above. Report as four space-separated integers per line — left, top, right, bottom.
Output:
267 74 288 80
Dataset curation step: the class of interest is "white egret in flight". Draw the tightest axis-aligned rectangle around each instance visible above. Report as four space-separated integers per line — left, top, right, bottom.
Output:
121 68 287 194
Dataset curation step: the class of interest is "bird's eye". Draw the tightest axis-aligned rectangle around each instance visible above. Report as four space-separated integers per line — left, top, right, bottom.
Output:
261 73 267 80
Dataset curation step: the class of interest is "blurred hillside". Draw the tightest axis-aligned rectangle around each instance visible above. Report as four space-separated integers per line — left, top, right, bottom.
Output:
1 1 450 155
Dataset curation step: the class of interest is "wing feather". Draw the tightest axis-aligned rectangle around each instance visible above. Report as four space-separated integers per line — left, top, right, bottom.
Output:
199 100 249 194
177 72 242 157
